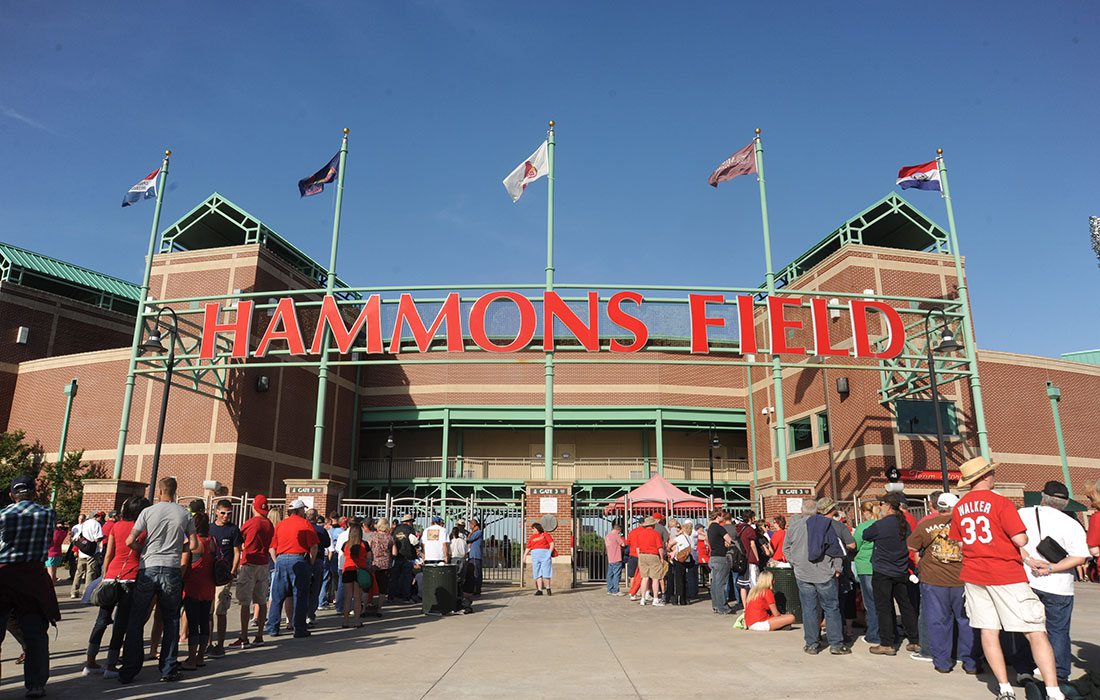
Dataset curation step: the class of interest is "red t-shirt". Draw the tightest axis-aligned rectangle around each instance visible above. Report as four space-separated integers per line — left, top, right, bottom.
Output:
271 515 320 555
184 536 216 601
102 520 115 541
526 532 553 550
104 521 142 581
628 527 663 555
343 541 370 572
738 524 760 565
696 535 710 564
1087 512 1100 549
770 530 787 562
745 589 775 627
949 489 1027 586
240 515 275 565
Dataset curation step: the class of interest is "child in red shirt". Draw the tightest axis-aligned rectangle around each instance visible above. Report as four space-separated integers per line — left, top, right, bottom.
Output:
744 571 795 631
182 513 216 671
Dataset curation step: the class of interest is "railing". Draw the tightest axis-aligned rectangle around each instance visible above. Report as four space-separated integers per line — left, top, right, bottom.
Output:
358 457 751 482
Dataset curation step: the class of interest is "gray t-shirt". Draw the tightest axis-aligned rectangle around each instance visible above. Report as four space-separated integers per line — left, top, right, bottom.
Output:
783 515 855 584
131 501 195 569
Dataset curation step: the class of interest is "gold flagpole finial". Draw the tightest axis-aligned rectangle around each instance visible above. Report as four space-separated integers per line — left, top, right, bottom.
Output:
937 148 943 155
165 149 172 157
548 120 555 128
343 127 350 136
755 128 761 135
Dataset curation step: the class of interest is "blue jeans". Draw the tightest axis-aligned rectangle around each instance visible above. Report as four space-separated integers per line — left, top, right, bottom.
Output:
708 556 731 612
308 557 324 618
266 555 311 636
317 557 333 608
470 558 483 594
1012 588 1074 680
392 558 414 600
922 583 978 672
797 578 844 650
120 566 183 681
606 561 623 593
0 606 49 690
686 561 699 599
858 574 880 644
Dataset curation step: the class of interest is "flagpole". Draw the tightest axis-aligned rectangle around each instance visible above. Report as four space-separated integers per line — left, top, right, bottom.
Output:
543 121 556 481
935 148 990 460
311 128 350 480
754 129 789 481
113 150 171 480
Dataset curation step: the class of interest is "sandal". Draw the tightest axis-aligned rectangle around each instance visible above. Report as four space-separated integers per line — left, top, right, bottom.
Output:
16 653 26 664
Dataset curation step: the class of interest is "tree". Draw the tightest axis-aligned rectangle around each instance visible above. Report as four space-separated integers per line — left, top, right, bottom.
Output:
40 450 105 525
0 430 45 506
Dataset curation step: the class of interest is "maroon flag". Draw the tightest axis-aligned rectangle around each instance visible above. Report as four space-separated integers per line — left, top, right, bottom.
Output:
708 141 757 187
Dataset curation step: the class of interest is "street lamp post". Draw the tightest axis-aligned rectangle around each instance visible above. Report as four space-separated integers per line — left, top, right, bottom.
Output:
924 309 962 493
707 428 720 498
141 308 179 502
385 426 395 501
1046 382 1073 497
51 378 79 507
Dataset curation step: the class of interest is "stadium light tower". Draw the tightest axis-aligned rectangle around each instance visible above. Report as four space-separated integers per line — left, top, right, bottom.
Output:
1090 216 1100 268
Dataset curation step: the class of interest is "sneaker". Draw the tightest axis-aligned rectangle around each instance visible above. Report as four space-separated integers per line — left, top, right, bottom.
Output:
207 645 225 658
546 589 552 596
803 644 823 655
639 598 647 607
964 666 981 676
611 592 624 596
904 643 920 653
534 590 543 596
653 599 666 607
82 666 104 676
996 692 1016 700
629 595 640 601
830 646 852 655
644 592 653 601
910 652 934 661
935 667 952 674
227 638 251 649
25 688 45 699
869 645 898 656
102 669 119 680
159 670 182 682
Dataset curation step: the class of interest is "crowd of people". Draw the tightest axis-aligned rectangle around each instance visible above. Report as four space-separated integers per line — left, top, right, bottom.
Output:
602 458 1100 700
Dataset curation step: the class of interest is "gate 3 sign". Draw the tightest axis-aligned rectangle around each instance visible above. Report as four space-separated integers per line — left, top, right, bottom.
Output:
198 291 906 360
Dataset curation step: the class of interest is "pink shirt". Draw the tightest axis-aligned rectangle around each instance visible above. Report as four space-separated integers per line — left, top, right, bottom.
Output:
605 530 625 564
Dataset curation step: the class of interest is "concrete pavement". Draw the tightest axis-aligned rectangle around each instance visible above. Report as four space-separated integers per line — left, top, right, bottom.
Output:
3 581 1098 698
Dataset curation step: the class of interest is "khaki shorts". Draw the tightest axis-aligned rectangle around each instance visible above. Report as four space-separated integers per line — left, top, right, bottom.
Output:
638 553 664 579
236 563 270 608
214 581 234 616
964 582 1046 632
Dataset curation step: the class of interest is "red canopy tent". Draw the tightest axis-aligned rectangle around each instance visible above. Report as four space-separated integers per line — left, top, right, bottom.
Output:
603 474 720 514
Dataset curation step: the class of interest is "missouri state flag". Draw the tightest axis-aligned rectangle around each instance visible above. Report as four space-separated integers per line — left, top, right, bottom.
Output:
502 141 549 203
121 169 159 207
896 160 941 192
298 153 340 197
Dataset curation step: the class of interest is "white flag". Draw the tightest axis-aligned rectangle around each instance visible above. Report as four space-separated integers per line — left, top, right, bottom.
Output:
502 140 549 203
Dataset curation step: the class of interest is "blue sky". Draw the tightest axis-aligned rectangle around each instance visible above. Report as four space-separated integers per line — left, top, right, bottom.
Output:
0 2 1096 357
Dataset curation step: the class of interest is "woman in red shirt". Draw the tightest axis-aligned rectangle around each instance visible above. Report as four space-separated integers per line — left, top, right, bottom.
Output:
84 495 150 679
181 513 216 671
523 523 554 596
744 571 796 631
342 521 370 628
769 516 787 563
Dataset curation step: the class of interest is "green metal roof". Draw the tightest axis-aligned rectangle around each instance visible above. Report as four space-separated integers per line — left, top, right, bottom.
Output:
0 242 139 314
767 192 951 290
158 193 360 300
1061 349 1100 366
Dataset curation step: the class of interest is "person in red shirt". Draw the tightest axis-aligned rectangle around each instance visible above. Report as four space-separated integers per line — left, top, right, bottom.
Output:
83 496 150 679
744 571 796 631
231 495 275 649
768 516 787 563
523 522 555 596
341 519 370 628
948 458 1061 700
1086 480 1100 559
631 517 666 607
181 513 216 671
266 499 319 638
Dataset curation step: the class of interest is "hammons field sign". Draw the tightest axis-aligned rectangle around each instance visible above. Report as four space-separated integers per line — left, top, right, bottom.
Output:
197 291 907 360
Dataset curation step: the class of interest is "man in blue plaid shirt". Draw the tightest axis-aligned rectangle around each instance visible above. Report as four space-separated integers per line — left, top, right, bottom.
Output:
0 476 60 698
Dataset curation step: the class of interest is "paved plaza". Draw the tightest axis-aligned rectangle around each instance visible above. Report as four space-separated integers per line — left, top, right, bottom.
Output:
3 582 1098 699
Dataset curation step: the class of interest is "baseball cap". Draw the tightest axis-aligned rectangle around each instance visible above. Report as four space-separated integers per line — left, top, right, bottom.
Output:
652 512 665 522
431 516 444 524
289 498 307 511
936 492 960 509
95 511 106 518
252 494 271 515
401 513 414 522
10 476 34 496
108 510 119 518
1042 481 1070 499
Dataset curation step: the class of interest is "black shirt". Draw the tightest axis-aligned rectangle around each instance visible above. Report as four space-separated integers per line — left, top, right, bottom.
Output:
208 522 243 564
863 514 911 578
707 522 729 558
392 523 417 560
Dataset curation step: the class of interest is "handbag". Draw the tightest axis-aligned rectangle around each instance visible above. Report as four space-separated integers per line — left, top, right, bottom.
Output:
92 548 133 607
1035 507 1068 564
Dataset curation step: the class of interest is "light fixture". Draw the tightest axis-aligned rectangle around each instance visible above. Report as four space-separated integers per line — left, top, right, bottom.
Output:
934 328 962 353
710 435 721 449
836 377 850 395
140 328 167 355
256 375 271 392
385 428 395 450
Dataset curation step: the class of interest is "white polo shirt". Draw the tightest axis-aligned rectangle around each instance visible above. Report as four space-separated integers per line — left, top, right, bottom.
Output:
421 524 450 562
76 519 103 559
1018 505 1089 596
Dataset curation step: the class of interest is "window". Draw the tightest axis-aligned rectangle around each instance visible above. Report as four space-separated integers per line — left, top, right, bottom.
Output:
818 412 830 445
789 417 813 452
896 399 958 435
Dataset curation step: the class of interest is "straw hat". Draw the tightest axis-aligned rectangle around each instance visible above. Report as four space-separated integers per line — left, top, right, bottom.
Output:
816 497 837 515
641 516 658 527
957 456 997 488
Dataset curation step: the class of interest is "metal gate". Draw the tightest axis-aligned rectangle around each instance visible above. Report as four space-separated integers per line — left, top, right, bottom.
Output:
471 498 523 583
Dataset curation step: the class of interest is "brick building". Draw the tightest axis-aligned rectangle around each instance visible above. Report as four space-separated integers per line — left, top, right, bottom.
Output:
1 191 1096 560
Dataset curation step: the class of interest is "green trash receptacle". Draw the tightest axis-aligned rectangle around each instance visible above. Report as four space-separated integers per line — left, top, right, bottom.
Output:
769 565 802 623
422 563 458 615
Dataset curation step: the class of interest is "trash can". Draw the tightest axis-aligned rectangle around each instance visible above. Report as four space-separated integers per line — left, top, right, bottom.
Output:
422 563 458 615
769 565 802 623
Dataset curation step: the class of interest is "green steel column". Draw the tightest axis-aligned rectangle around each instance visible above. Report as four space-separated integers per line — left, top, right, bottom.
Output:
936 150 991 460
655 408 664 475
52 378 78 506
1046 382 1073 497
543 121 556 480
745 364 759 502
113 150 171 479
754 130 789 480
311 128 350 480
642 429 651 478
455 429 464 475
348 363 362 496
441 408 451 479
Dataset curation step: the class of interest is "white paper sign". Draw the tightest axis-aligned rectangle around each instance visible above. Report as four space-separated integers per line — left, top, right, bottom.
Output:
785 498 802 514
539 497 557 514
299 495 315 509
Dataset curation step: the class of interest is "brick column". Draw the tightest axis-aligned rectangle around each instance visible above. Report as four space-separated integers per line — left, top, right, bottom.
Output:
79 479 148 517
756 481 818 521
524 481 573 591
283 479 346 518
996 482 1027 508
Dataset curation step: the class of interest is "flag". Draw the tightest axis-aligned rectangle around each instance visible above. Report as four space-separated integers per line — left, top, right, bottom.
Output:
502 141 549 203
896 160 941 191
708 142 757 187
121 169 159 207
298 153 340 197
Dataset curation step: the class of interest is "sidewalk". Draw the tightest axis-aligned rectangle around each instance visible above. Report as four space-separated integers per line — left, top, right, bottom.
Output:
3 581 1098 698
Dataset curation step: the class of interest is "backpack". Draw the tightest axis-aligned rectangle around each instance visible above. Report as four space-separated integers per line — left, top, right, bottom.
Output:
394 525 417 559
212 537 233 586
725 534 748 575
